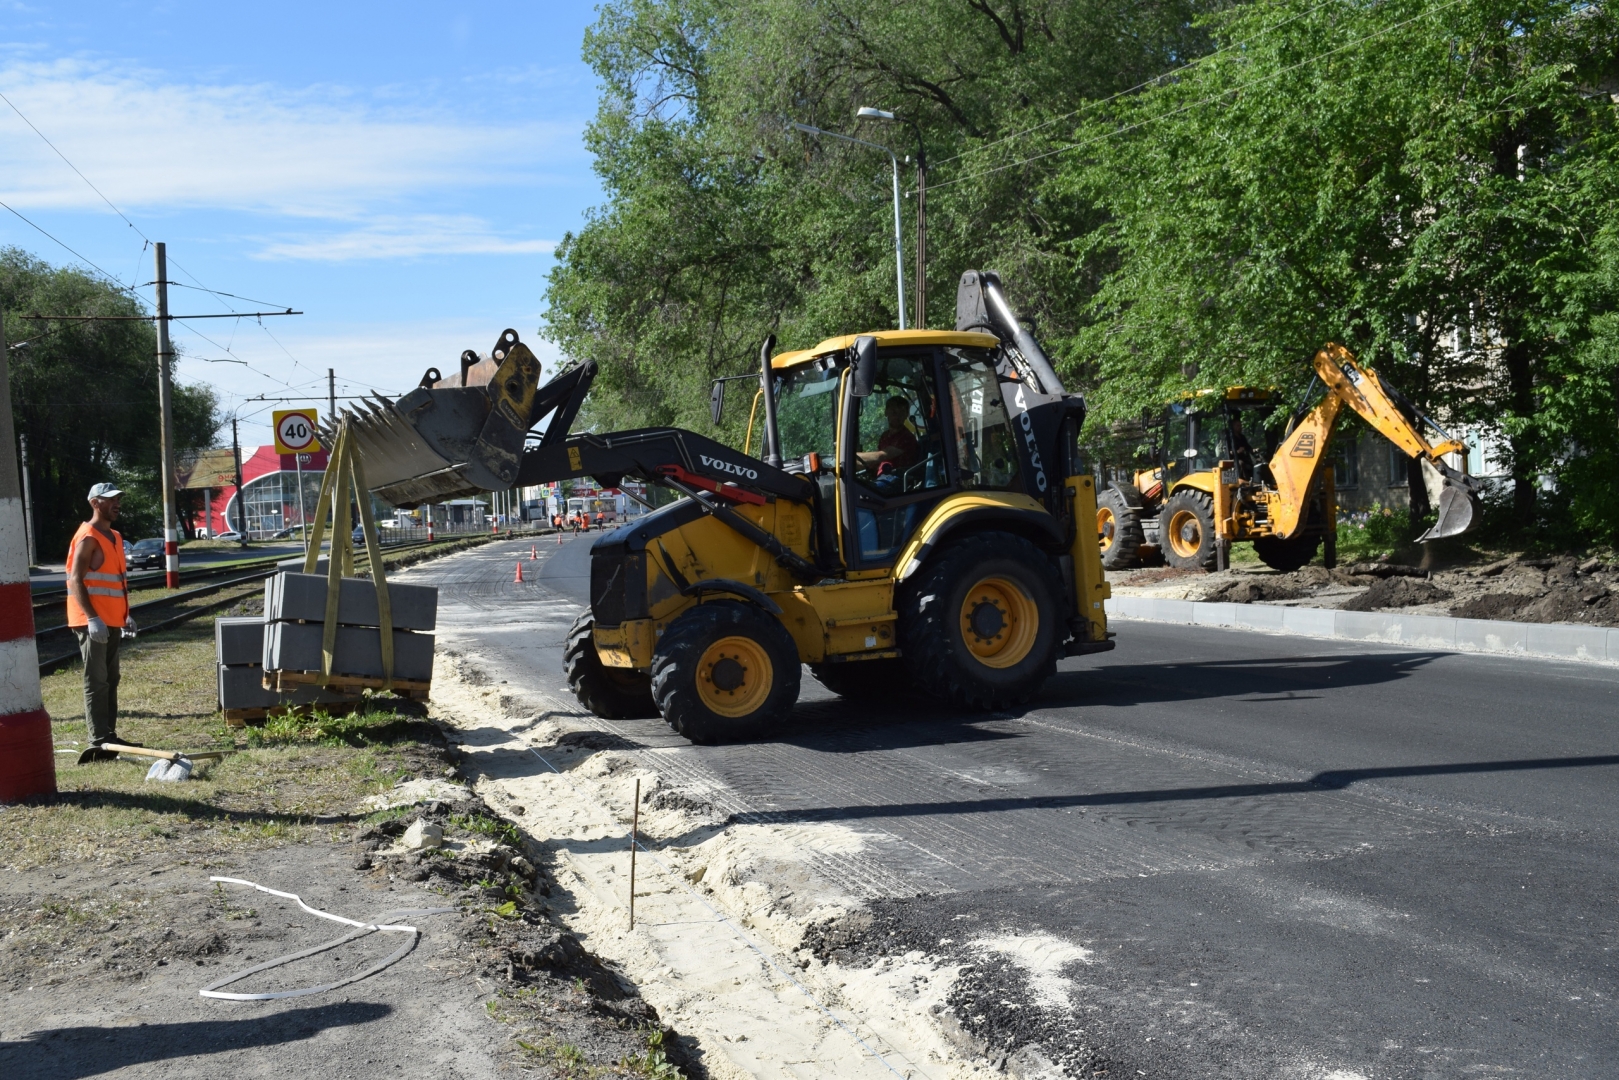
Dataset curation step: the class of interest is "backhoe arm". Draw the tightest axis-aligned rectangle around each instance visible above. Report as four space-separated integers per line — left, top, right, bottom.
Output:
1268 343 1479 542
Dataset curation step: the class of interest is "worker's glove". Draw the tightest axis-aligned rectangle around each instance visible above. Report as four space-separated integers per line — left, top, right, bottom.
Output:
122 617 138 640
86 616 109 644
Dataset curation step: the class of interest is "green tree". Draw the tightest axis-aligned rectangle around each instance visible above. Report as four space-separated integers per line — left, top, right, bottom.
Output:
1 248 221 557
545 0 1214 437
1070 0 1619 529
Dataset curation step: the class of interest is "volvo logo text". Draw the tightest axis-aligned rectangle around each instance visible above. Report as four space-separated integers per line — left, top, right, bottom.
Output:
699 454 759 480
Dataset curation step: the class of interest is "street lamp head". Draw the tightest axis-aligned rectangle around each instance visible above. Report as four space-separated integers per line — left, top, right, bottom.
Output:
857 106 896 121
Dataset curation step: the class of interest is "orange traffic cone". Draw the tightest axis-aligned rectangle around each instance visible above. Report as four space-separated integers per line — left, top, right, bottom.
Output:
530 544 537 560
556 531 563 546
514 560 524 583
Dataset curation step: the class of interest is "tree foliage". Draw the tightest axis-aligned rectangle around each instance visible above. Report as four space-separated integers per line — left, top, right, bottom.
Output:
546 0 1619 538
1 249 220 556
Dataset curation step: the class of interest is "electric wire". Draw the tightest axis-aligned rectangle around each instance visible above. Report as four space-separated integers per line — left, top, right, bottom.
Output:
926 0 1472 195
0 197 139 294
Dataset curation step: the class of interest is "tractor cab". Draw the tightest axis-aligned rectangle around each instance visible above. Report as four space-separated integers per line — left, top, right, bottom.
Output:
1156 387 1278 487
752 329 1053 573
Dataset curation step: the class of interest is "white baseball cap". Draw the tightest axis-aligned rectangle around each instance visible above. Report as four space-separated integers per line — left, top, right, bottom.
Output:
87 483 124 500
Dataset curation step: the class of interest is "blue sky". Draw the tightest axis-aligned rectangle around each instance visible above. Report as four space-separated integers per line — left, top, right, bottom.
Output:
1 1 603 447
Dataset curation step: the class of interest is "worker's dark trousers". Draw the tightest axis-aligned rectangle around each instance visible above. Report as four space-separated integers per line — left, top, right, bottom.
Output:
73 628 122 744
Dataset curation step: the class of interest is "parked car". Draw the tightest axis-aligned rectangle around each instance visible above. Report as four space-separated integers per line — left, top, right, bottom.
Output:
268 527 298 539
129 537 164 570
213 530 243 543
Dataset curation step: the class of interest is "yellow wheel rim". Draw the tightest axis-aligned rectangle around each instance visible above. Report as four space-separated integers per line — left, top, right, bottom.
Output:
696 635 773 717
959 576 1039 670
1167 508 1204 559
1097 506 1117 545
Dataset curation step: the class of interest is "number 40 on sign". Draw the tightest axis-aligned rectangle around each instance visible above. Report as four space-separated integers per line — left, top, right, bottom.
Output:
272 409 322 456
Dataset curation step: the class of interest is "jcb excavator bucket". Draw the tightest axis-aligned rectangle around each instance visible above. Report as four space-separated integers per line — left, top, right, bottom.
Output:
335 329 594 508
1417 478 1481 543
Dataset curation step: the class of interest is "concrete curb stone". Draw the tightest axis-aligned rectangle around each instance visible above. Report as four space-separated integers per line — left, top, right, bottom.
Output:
1106 595 1617 666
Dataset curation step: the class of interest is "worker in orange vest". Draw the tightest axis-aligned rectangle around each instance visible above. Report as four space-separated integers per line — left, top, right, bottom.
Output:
594 511 604 531
66 483 135 748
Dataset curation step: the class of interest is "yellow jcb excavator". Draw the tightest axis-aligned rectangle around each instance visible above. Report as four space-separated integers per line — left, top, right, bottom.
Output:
338 271 1113 743
1097 343 1482 573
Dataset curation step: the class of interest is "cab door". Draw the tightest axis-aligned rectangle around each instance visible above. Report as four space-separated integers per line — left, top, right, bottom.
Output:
838 347 955 569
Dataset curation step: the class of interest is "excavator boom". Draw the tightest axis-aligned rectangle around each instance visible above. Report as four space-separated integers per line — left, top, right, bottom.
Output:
1269 344 1480 542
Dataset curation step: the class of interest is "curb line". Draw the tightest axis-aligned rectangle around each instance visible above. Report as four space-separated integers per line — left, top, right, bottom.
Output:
1106 595 1619 667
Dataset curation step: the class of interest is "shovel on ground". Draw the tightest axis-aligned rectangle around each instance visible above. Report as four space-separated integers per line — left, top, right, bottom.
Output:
75 742 231 781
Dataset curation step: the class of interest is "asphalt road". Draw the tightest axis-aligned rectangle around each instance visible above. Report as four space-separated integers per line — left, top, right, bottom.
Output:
412 535 1619 1079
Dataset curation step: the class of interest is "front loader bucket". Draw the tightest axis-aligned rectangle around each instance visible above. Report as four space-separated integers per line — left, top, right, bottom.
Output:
1417 479 1481 543
334 329 594 508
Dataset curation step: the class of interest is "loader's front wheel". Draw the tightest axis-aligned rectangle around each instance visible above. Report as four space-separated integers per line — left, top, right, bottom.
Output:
1098 485 1147 570
1162 489 1219 571
651 601 801 745
564 612 658 720
898 532 1061 711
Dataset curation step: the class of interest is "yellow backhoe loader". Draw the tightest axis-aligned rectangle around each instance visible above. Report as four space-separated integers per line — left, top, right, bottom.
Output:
339 271 1112 743
1097 343 1482 573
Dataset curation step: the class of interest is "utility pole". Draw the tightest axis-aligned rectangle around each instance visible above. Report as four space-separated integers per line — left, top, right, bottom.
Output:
154 244 180 587
913 147 926 328
0 313 53 802
231 418 247 544
18 434 35 568
328 369 336 422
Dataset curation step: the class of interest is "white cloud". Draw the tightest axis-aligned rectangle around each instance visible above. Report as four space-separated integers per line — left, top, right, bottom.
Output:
253 215 557 261
0 59 583 216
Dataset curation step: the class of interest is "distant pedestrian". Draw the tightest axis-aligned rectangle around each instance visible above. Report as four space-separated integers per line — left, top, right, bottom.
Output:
594 511 604 531
66 483 135 748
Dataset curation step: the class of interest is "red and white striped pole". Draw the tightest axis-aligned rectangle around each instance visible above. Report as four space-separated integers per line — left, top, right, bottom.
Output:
0 315 54 802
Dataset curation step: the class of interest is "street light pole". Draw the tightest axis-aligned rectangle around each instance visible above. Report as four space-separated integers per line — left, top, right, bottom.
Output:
857 107 927 328
788 121 907 330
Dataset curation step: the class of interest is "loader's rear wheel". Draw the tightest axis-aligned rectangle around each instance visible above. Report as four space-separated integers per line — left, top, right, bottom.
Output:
564 612 658 720
1098 485 1147 570
811 658 910 701
1162 489 1219 571
1252 534 1321 573
651 601 800 745
898 532 1061 711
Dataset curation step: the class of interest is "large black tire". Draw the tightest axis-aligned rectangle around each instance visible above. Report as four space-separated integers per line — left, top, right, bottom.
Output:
1098 484 1147 570
897 532 1062 711
1252 534 1322 573
810 658 911 700
564 612 658 719
1161 489 1219 571
650 601 801 745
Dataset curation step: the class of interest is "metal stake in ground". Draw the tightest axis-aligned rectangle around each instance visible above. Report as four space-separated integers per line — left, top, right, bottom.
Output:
629 778 640 930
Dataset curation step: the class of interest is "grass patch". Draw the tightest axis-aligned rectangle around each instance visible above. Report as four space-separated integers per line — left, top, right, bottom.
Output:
11 614 447 872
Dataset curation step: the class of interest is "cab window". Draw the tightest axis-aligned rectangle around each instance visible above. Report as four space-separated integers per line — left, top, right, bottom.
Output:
944 348 1020 490
773 360 840 462
851 354 947 497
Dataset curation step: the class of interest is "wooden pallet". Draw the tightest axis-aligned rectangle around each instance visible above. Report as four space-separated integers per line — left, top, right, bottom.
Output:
262 669 432 701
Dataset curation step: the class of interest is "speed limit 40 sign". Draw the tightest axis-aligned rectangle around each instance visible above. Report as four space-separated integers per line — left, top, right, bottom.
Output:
272 409 322 456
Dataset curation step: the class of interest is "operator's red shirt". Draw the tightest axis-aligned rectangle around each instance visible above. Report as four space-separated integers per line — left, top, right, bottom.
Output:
878 427 919 468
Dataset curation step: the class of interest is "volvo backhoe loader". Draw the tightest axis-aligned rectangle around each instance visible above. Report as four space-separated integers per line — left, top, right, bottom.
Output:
1097 344 1482 573
339 271 1112 744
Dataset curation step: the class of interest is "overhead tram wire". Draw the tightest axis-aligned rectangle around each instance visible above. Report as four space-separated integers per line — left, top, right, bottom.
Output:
0 198 140 295
0 89 152 244
924 0 1473 196
928 0 1341 170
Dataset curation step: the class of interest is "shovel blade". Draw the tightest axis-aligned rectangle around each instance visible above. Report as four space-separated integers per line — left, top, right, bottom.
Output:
1417 480 1481 543
145 757 193 782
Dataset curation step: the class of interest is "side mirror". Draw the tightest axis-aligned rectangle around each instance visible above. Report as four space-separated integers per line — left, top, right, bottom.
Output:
710 380 725 426
850 335 878 399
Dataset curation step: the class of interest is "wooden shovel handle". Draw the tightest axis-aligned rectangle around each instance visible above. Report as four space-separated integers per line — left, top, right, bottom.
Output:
100 743 230 763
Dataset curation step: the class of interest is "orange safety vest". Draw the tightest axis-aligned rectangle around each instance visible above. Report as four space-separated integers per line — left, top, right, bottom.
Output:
66 522 129 628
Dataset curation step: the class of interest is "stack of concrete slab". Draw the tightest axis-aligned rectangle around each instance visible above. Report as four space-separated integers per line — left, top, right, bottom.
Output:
214 616 360 718
261 572 438 684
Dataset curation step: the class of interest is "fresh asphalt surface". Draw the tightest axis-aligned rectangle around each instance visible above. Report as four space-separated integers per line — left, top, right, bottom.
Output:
410 535 1618 1079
